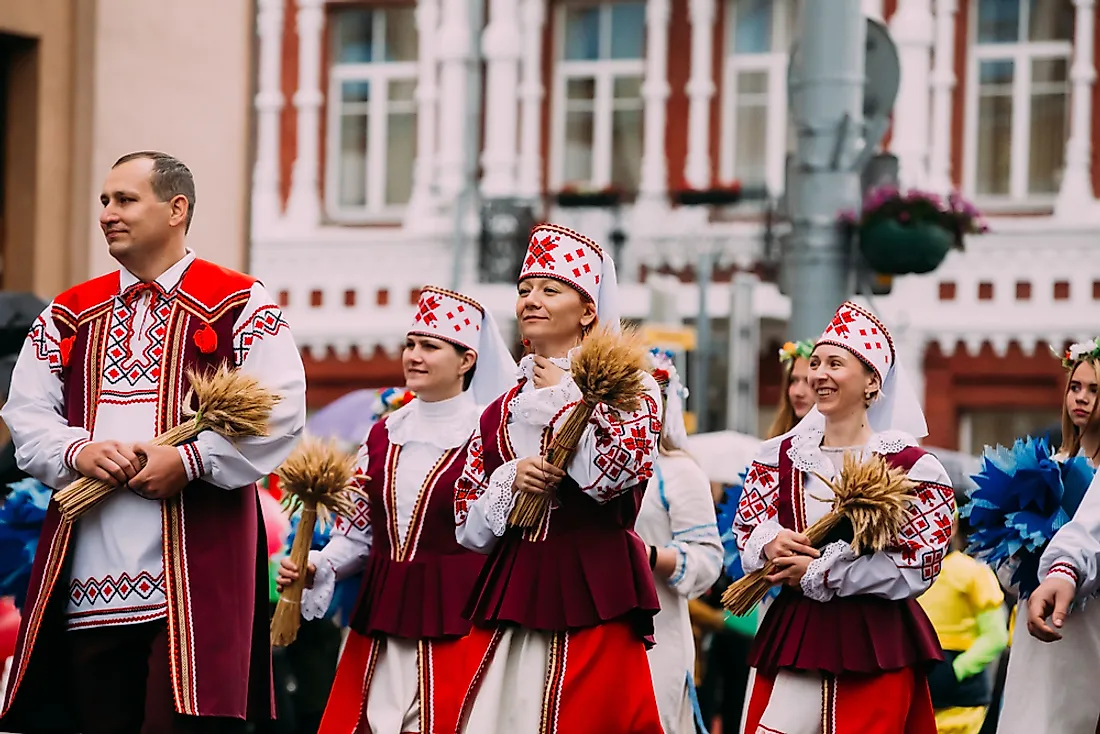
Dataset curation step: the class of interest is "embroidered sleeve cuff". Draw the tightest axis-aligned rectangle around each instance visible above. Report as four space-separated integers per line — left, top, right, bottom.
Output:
300 550 334 621
64 438 91 472
484 460 519 537
742 520 783 574
801 541 856 603
1047 561 1080 588
177 442 207 483
667 543 689 589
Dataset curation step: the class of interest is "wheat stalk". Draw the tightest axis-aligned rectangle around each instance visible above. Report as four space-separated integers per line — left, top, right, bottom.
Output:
509 326 649 528
721 452 918 616
271 437 361 647
54 364 280 521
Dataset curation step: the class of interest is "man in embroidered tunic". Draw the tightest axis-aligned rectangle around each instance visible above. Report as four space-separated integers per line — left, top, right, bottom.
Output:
0 152 306 734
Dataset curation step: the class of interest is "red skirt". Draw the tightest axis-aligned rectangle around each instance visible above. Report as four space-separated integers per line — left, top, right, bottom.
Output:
750 588 943 676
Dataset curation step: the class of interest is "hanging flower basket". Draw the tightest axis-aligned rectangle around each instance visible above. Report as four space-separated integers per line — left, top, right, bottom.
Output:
842 188 989 276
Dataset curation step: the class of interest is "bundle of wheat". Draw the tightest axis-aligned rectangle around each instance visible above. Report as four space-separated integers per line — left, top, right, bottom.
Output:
721 452 918 616
53 364 280 521
509 326 649 528
270 437 360 646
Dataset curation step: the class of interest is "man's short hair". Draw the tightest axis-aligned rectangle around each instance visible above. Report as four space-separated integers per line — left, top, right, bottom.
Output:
113 151 196 233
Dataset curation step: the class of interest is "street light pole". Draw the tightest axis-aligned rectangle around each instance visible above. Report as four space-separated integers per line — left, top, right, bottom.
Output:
783 0 867 339
448 0 486 290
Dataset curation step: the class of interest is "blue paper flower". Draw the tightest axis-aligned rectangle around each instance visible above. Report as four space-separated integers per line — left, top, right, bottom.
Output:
285 513 362 625
0 479 51 610
715 467 780 603
961 436 1096 598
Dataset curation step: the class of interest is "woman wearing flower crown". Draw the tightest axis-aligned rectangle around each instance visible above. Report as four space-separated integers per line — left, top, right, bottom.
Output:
636 348 723 733
768 339 817 438
999 337 1100 734
275 285 517 734
735 300 955 733
453 223 664 733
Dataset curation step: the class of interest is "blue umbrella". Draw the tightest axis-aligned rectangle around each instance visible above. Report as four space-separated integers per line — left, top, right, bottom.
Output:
305 389 384 447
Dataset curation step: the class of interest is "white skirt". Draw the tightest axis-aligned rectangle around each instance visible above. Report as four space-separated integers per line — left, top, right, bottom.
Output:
460 628 550 734
998 600 1100 734
365 637 420 734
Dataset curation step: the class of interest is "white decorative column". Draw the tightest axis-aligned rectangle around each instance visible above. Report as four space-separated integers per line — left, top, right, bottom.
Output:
638 0 671 204
480 0 522 197
285 0 325 229
435 0 472 205
684 0 715 189
927 0 956 193
516 0 546 198
405 0 441 227
1056 0 1100 217
889 0 934 188
252 0 284 234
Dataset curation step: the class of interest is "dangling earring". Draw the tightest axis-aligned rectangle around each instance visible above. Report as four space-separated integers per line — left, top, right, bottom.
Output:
522 338 530 347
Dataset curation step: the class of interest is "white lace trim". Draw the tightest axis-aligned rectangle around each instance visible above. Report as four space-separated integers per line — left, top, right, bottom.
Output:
786 428 918 475
742 520 783 574
511 354 582 427
801 540 855 602
485 460 519 536
385 395 481 450
300 550 334 621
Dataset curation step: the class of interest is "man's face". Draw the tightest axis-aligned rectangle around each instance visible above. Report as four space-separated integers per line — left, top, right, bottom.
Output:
99 158 174 261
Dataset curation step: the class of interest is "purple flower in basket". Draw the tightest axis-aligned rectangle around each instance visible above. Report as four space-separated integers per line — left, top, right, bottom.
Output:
841 184 989 250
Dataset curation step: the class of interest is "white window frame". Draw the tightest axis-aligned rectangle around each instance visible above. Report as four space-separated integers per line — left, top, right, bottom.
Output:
549 3 646 191
324 11 418 223
962 0 1072 205
720 0 796 195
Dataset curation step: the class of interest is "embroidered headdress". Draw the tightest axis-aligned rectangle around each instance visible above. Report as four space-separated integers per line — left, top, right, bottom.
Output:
518 223 622 332
407 285 518 405
649 348 689 450
784 300 927 439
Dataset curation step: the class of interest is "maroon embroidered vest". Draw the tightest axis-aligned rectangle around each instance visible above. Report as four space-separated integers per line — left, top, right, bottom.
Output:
349 418 486 640
749 437 943 677
463 383 660 643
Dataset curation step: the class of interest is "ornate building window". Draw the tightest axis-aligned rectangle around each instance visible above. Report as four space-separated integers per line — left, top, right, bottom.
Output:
965 0 1073 201
325 7 418 221
720 0 797 193
550 1 646 191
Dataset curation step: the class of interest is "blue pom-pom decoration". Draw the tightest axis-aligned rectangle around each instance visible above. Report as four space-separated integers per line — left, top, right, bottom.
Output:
715 467 780 603
961 436 1096 598
0 478 51 610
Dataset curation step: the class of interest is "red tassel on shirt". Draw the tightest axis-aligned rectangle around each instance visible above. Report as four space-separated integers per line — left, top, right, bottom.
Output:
194 323 218 354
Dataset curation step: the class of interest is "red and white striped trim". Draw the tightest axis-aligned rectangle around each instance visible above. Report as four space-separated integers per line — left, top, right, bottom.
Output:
177 442 206 482
1047 561 1079 587
64 438 91 471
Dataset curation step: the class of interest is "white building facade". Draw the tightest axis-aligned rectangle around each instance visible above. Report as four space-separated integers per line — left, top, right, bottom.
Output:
250 0 1100 450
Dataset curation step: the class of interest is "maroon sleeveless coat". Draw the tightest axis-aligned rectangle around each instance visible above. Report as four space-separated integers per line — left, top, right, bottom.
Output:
748 438 943 676
349 418 486 640
462 383 660 643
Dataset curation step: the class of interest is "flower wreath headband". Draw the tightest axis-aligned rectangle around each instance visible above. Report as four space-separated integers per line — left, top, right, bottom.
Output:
649 348 689 400
1055 337 1100 370
778 340 815 365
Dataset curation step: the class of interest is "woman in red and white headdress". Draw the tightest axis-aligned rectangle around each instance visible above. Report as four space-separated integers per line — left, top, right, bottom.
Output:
276 285 517 734
735 300 955 734
453 223 664 733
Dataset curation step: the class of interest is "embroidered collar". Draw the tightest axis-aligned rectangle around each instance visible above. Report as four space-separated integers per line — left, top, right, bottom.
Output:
385 390 480 450
786 426 917 475
118 249 196 297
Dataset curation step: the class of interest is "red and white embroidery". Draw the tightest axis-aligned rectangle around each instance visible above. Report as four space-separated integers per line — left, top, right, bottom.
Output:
816 301 896 382
454 432 486 526
734 461 780 551
232 304 289 365
103 297 172 386
891 479 955 581
582 392 661 502
28 316 63 375
407 286 486 352
69 570 166 607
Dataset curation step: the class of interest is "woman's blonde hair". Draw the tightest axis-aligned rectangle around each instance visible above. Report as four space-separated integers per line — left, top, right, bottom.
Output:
1060 356 1100 463
767 359 799 439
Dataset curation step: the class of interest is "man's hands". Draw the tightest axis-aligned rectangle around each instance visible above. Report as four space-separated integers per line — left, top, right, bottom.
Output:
127 443 189 500
75 441 143 486
1027 576 1077 642
512 456 565 495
